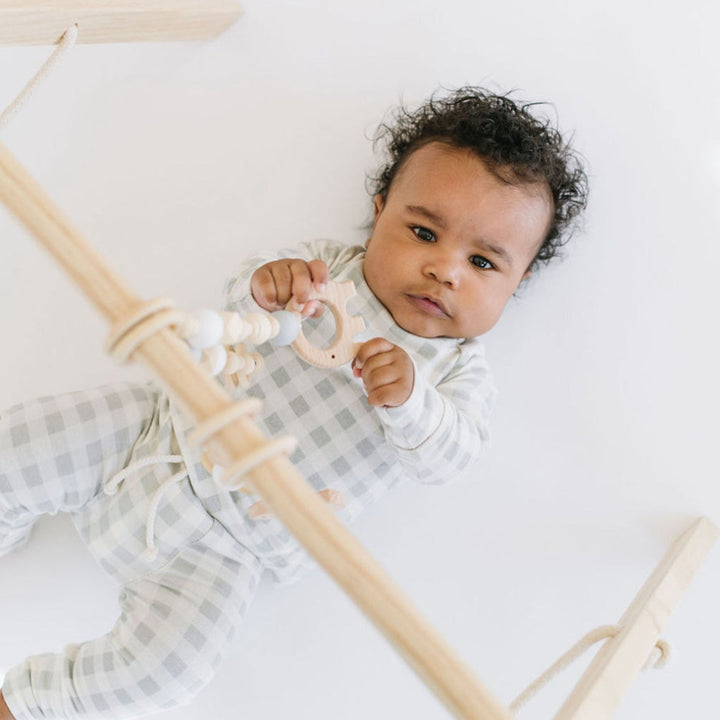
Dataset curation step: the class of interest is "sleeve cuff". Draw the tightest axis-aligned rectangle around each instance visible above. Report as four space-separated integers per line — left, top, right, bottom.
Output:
375 362 443 450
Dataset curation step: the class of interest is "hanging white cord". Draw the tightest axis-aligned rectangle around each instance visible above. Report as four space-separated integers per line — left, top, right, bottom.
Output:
0 24 79 132
102 454 189 559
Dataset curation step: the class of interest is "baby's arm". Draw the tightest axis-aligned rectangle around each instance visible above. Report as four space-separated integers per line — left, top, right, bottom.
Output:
224 239 362 314
373 342 496 484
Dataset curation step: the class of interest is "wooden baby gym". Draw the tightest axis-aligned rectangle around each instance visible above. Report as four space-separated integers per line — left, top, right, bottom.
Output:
0 3 716 719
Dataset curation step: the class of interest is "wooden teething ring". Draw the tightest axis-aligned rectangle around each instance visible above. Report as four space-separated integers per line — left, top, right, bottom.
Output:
290 279 365 368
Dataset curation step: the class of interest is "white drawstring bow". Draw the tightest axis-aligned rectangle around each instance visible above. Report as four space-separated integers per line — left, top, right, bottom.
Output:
103 454 188 559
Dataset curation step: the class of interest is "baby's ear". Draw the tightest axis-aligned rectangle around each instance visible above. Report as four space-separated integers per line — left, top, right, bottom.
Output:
372 194 385 222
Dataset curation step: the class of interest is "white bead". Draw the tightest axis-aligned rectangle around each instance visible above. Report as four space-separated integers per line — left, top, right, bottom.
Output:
185 310 224 350
270 310 301 346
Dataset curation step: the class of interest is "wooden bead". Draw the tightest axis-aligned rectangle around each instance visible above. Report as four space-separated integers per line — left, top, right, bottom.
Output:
220 312 247 344
176 313 200 341
244 313 278 345
201 345 227 376
249 351 263 373
222 349 247 375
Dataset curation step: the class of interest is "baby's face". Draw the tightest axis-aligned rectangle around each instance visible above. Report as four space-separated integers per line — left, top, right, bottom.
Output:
363 142 552 338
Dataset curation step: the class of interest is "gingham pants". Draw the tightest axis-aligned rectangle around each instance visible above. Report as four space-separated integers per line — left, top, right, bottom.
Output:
0 383 262 720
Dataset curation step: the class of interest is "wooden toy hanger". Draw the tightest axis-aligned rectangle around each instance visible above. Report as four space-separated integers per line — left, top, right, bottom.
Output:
0 10 717 719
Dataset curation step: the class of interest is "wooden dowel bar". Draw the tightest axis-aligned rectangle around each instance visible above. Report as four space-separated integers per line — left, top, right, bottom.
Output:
0 1 242 45
0 139 514 720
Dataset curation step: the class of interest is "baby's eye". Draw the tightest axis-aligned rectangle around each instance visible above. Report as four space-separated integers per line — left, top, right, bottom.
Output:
412 226 436 242
470 255 493 270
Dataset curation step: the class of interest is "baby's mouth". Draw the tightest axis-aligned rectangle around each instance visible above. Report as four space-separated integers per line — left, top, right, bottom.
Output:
406 294 450 318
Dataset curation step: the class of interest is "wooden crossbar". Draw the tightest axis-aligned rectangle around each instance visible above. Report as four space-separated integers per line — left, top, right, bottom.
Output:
0 1 242 45
0 139 514 720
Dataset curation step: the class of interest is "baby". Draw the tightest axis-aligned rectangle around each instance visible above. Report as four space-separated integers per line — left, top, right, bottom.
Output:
0 87 587 720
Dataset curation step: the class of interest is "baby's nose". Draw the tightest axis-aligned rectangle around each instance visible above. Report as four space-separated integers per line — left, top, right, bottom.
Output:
425 259 459 286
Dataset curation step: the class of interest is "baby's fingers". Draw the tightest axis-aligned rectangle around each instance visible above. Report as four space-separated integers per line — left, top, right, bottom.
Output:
352 339 414 407
251 264 284 310
306 259 329 291
286 260 315 305
289 260 328 316
251 259 325 312
353 338 395 373
362 362 412 407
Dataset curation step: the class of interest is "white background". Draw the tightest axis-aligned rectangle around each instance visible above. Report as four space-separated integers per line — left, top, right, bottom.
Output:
1 1 719 718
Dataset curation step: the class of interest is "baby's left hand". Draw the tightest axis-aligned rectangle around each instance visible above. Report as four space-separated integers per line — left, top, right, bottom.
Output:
353 338 414 408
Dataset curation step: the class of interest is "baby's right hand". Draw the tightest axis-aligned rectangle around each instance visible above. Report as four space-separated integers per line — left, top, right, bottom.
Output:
250 258 329 317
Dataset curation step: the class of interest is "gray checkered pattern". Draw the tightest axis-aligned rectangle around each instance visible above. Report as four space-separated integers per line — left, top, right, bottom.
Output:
213 240 497 583
1 384 261 720
0 240 496 719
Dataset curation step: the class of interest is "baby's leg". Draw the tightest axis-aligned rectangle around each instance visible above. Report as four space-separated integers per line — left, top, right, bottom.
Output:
0 383 160 556
2 530 262 720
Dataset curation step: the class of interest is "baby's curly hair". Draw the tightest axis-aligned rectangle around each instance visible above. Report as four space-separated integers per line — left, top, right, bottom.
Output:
369 87 589 272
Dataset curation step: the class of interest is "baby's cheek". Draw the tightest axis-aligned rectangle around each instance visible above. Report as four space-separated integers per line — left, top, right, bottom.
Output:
467 293 508 335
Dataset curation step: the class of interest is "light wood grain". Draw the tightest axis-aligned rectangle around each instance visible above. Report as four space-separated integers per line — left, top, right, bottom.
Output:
291 279 365 368
0 1 242 45
0 139 513 720
554 517 719 720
